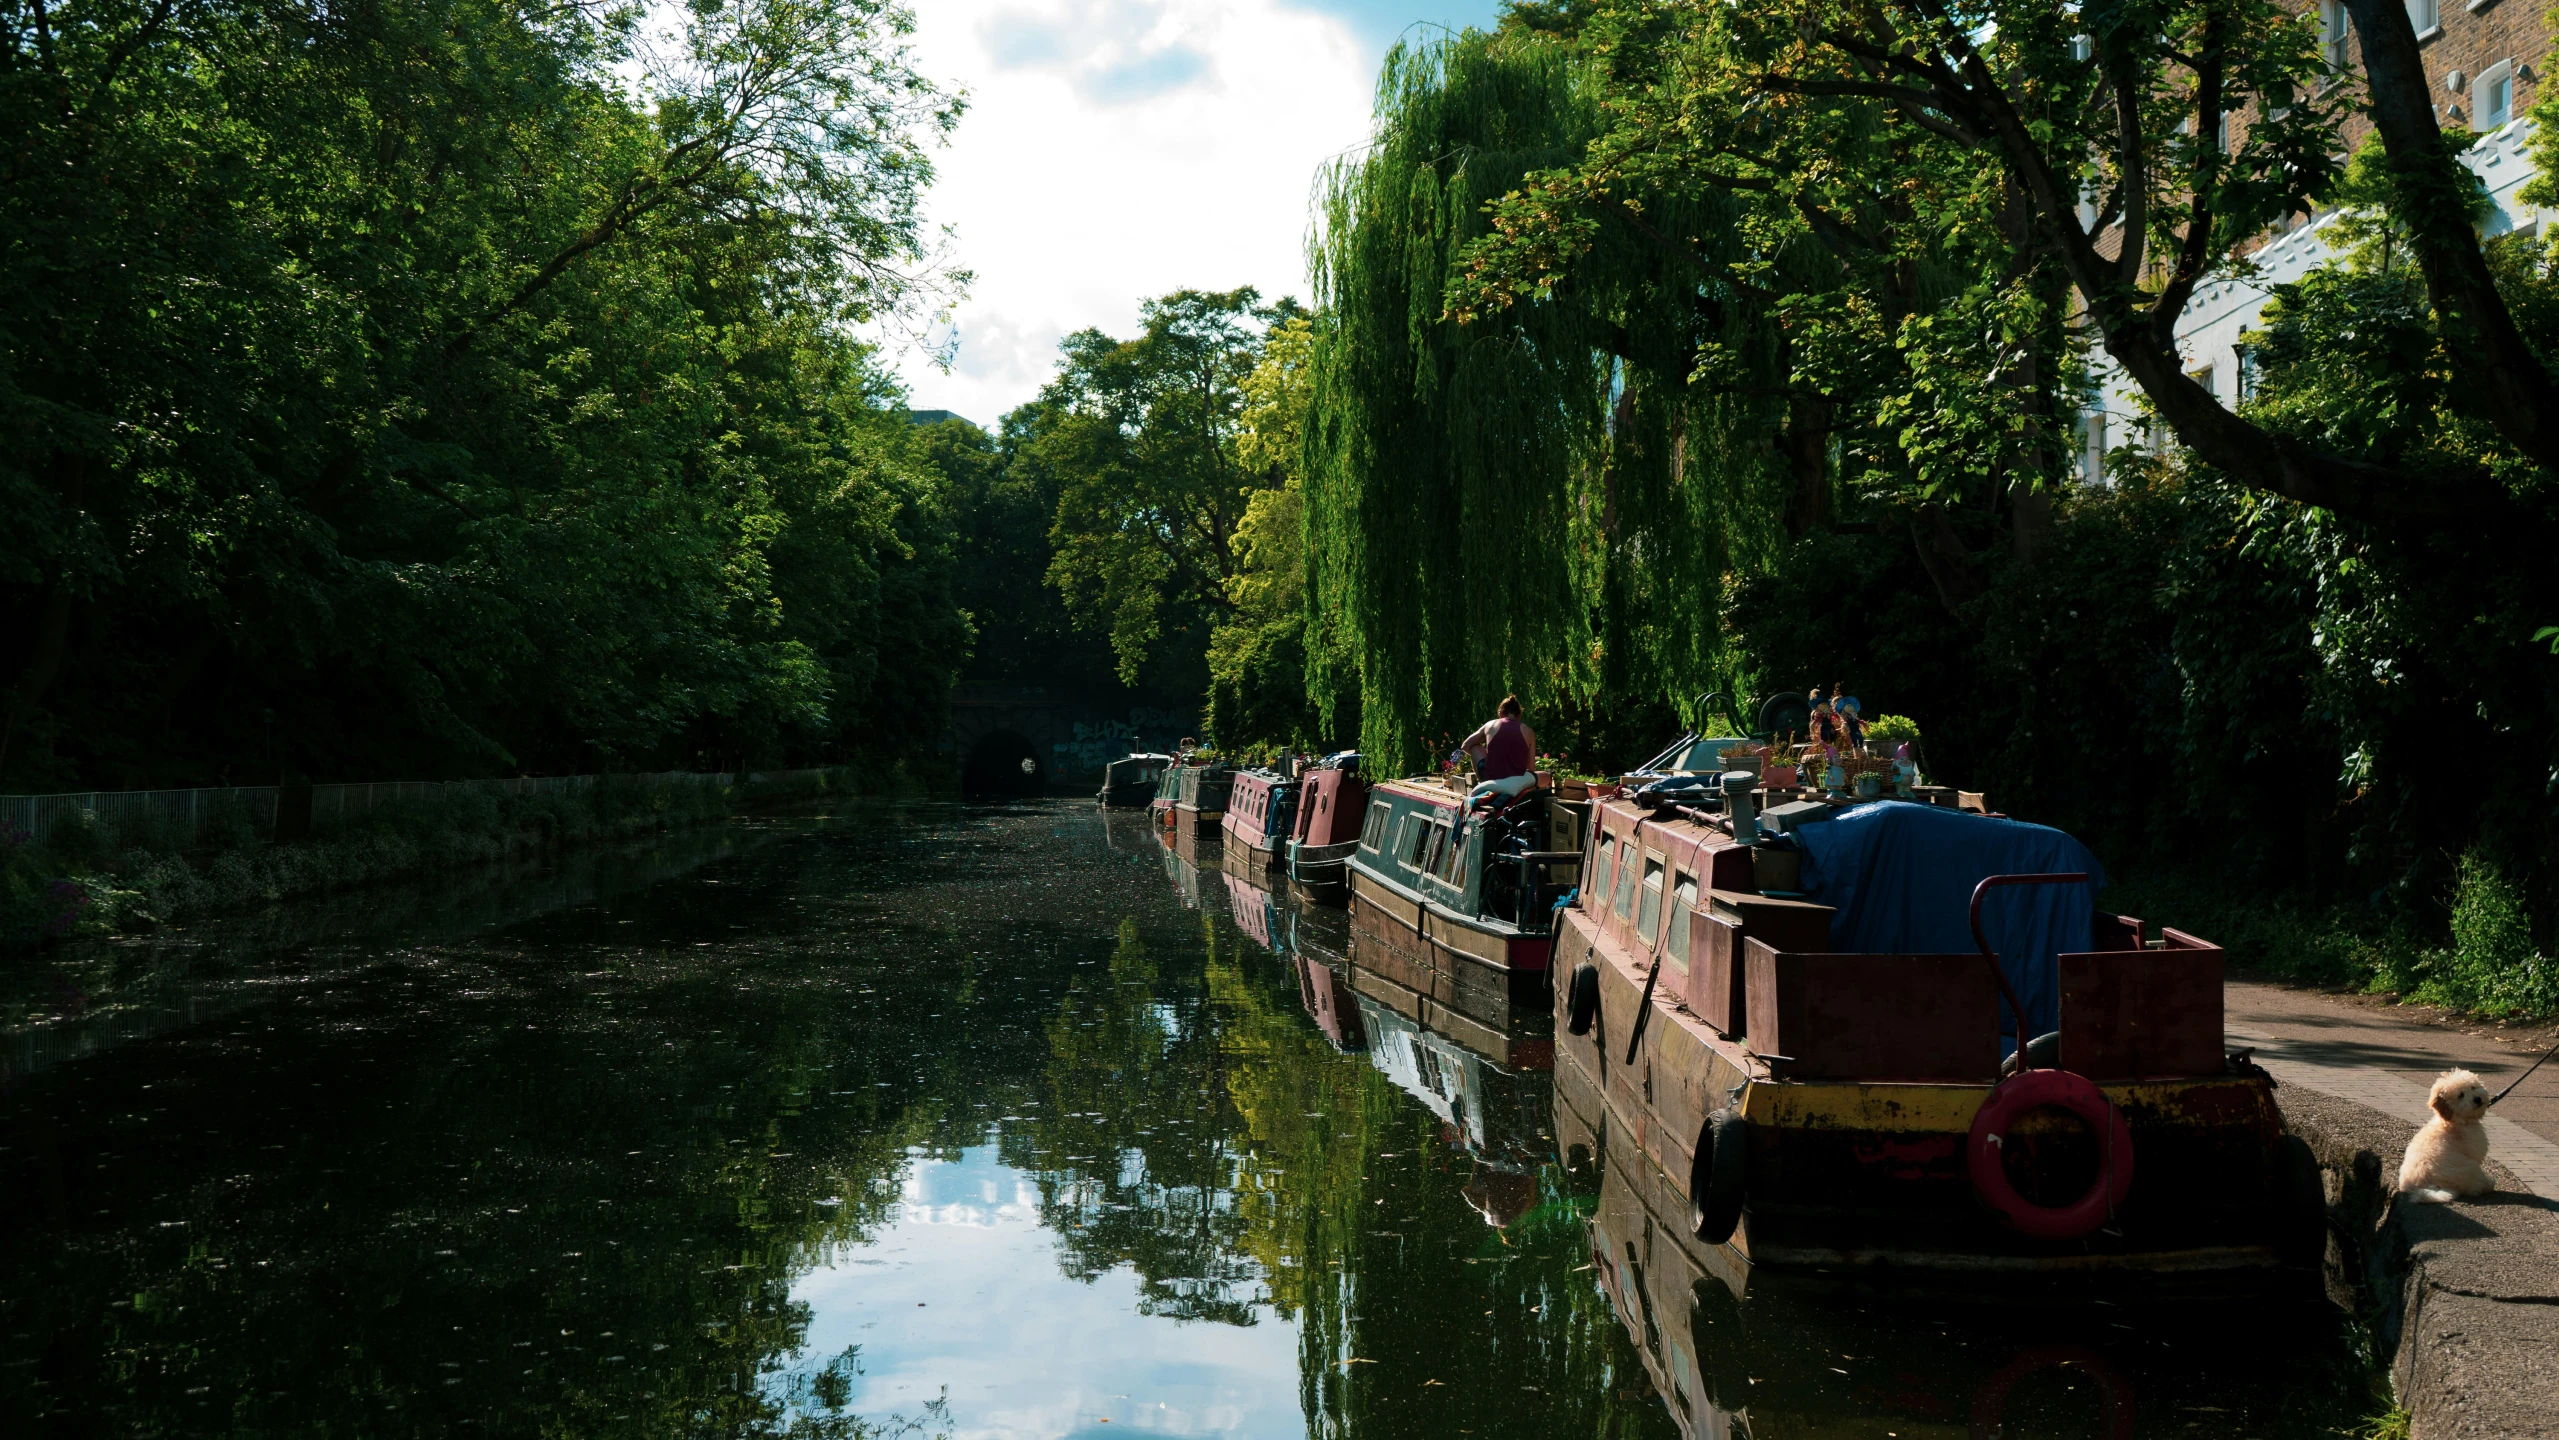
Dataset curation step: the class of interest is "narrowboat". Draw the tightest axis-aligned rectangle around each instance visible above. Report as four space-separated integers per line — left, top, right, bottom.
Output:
1283 756 1367 902
1150 755 1232 864
1552 751 2324 1284
1097 751 1171 807
1343 773 1587 1016
1220 768 1298 881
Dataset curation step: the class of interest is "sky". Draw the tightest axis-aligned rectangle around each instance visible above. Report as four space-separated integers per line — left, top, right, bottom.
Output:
892 0 1506 430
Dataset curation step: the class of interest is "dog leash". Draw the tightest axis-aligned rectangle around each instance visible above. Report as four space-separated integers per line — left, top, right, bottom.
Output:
2491 1036 2559 1107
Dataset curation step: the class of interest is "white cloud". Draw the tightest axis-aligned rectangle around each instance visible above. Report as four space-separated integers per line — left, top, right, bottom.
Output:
894 1 1499 429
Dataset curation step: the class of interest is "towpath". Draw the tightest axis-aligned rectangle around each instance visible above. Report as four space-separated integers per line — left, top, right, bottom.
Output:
2225 980 2559 1198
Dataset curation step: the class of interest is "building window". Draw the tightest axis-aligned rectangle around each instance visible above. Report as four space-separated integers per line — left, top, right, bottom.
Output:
2190 364 2218 403
2476 61 2515 129
2322 1 2350 72
2235 345 2260 403
2407 0 2439 37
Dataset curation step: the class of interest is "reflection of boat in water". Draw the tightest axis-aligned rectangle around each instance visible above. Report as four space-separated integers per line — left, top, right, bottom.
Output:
1293 955 1366 1053
1155 828 1212 908
1099 805 1162 854
1222 867 1293 955
1351 994 1551 1198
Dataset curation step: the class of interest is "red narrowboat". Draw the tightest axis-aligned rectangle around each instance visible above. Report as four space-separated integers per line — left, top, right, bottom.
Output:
1283 760 1367 902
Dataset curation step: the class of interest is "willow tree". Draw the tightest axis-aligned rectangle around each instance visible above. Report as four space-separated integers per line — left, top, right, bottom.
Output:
1305 30 1793 775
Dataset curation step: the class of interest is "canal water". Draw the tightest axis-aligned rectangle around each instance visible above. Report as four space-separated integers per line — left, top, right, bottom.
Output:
2 800 2380 1437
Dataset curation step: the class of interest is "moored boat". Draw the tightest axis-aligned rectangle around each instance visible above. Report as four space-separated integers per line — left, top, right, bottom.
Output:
1097 751 1171 808
1283 754 1366 902
1219 767 1298 881
1551 728 2324 1286
1150 753 1233 862
1344 772 1587 1014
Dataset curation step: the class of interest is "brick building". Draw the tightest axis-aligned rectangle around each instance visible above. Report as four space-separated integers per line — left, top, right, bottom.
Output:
2081 0 2554 478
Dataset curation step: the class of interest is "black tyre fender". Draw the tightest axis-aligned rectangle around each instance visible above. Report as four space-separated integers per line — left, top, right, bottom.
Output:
2276 1133 2329 1270
1566 963 1601 1036
1688 1107 1748 1244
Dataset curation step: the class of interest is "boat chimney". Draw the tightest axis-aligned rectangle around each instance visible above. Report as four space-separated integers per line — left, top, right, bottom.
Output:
1722 771 1759 843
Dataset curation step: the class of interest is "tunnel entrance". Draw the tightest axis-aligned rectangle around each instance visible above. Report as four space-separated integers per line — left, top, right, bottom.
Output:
962 729 1049 796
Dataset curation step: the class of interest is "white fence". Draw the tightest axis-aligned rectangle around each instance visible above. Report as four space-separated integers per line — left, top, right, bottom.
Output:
0 767 843 848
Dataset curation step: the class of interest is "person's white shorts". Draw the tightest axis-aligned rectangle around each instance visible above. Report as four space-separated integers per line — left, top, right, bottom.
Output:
1468 773 1537 805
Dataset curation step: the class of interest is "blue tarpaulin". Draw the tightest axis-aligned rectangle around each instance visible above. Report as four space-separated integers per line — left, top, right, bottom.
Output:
1789 801 2106 1048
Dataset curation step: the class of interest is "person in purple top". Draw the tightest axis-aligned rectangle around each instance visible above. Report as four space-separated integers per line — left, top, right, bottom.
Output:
1462 695 1539 802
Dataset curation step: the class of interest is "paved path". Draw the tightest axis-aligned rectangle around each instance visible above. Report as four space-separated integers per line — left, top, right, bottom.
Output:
2225 980 2559 1199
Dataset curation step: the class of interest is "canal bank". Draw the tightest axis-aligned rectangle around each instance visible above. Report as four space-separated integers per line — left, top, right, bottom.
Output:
2279 1082 2559 1439
2224 979 2559 1438
1 766 877 949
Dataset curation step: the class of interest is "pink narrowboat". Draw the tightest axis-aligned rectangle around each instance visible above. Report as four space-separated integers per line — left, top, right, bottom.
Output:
1220 768 1297 880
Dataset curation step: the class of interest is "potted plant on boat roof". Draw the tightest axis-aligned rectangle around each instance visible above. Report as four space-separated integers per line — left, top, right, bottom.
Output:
1862 714 1923 793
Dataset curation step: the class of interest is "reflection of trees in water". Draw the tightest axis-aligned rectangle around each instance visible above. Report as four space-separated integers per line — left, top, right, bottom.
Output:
5 804 1685 1438
0 818 1016 1435
1012 898 1680 1439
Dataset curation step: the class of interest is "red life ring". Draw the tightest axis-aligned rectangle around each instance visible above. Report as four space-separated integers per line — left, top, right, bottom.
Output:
1968 1345 2135 1439
1966 1068 2134 1241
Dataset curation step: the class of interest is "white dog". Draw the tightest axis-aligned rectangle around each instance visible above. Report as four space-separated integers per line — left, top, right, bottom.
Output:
2396 1068 2494 1204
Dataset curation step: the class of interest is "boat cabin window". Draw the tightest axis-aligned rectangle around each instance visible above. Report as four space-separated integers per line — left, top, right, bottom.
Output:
1613 842 1641 919
1360 801 1390 852
1434 821 1470 883
1407 816 1442 873
1590 838 1616 910
1664 874 1698 970
1636 856 1666 947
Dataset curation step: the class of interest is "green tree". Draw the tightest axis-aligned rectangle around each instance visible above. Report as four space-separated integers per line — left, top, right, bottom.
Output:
1029 288 1297 691
0 0 969 785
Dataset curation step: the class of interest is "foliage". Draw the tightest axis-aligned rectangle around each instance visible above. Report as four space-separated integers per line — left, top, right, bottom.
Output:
0 0 971 789
1028 288 1297 688
1204 316 1351 749
1307 29 1786 775
2408 851 2559 1017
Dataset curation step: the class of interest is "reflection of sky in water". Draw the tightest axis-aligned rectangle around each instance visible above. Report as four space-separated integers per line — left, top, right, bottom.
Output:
780 1142 1301 1439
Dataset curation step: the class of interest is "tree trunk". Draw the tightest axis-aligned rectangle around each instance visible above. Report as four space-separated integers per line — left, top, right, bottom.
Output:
1908 504 1982 614
2343 0 2559 476
1782 394 1833 537
0 584 75 783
